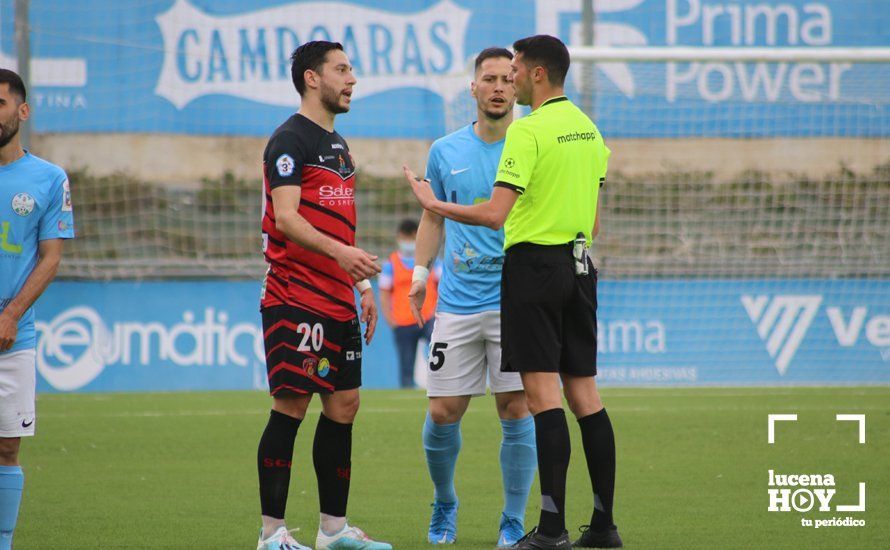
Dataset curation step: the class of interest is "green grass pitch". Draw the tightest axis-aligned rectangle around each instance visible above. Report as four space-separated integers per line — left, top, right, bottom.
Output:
16 387 889 549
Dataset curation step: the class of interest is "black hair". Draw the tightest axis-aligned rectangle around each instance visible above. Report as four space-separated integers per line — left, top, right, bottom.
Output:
290 41 344 96
397 218 419 235
474 47 513 72
0 68 26 103
512 35 570 87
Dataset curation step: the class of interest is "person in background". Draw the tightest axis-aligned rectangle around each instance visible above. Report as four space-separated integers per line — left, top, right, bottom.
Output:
378 219 440 388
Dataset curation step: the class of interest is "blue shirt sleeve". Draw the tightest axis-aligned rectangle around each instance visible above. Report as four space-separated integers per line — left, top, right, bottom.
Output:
379 260 394 290
425 144 447 202
39 172 75 240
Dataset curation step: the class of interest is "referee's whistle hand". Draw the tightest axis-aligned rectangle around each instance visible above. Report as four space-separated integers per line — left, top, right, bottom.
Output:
403 164 436 210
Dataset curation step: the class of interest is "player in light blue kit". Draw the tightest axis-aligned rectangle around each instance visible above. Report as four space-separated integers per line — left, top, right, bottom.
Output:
402 48 536 548
0 69 74 550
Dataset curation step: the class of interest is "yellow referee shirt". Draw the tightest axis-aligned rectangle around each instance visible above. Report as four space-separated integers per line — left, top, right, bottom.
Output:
494 96 610 250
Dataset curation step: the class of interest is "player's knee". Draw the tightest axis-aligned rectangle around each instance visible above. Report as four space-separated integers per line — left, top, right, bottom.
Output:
496 392 530 420
565 389 603 419
428 406 460 425
324 392 360 423
341 394 360 421
525 393 562 416
0 439 20 465
272 396 310 419
428 397 468 424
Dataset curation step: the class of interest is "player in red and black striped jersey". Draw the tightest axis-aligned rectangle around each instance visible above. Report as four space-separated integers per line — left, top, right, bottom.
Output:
262 113 363 321
255 41 390 550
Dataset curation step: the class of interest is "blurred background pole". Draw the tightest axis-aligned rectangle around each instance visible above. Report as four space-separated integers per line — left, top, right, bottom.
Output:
15 0 31 149
581 0 596 118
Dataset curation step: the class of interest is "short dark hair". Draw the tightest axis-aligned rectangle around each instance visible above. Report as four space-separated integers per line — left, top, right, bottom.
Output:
474 47 513 72
397 218 419 235
0 68 26 103
512 35 570 87
290 41 344 96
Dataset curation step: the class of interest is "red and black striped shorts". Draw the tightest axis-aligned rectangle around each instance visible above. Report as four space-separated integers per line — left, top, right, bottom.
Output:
261 305 362 396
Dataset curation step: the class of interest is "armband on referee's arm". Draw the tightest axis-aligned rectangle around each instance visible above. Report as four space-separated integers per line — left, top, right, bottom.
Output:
412 265 430 284
356 279 372 293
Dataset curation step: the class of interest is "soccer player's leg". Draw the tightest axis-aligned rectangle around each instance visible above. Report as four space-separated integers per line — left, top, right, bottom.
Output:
561 268 622 549
0 438 23 550
424 312 487 544
501 247 574 550
562 376 621 549
424 396 469 544
258 305 327 550
485 310 536 548
0 349 35 550
312 317 391 550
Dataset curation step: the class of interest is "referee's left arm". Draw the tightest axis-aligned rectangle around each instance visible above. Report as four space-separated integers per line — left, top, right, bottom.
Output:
592 199 601 239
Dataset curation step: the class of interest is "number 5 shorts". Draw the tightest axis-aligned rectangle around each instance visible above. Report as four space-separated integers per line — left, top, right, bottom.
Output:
500 242 598 376
0 349 37 437
425 310 524 397
261 305 362 396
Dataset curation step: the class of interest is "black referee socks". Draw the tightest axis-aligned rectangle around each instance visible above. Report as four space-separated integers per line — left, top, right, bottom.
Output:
257 409 302 519
313 413 354 518
578 408 617 531
534 408 571 537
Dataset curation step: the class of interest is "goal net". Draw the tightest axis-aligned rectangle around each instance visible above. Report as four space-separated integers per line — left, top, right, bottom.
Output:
565 46 890 278
563 45 889 384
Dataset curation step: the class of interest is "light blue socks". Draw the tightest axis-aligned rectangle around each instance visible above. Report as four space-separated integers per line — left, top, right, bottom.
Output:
500 416 537 521
422 412 462 504
0 465 23 550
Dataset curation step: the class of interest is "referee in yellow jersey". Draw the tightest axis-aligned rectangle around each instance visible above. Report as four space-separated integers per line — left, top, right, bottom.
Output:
406 35 621 549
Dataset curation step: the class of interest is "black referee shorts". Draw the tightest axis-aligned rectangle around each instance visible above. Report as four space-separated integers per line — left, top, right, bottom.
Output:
500 242 598 376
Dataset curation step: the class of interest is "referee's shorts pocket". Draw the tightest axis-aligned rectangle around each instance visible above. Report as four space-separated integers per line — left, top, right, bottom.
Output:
505 262 567 305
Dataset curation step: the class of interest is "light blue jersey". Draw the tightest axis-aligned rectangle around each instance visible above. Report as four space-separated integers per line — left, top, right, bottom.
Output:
425 124 505 315
0 152 74 353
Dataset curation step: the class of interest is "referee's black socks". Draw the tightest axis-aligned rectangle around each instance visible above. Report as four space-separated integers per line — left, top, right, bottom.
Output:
578 408 617 531
534 408 571 537
258 409 302 519
313 413 353 518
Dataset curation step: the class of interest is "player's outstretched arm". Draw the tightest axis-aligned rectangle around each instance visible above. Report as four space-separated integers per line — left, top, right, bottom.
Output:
271 185 381 281
0 239 63 351
403 165 518 230
408 209 443 327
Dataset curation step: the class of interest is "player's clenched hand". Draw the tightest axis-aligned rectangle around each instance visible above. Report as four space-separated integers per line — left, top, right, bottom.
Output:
0 311 17 352
407 280 427 328
403 164 437 211
335 244 381 281
359 288 377 344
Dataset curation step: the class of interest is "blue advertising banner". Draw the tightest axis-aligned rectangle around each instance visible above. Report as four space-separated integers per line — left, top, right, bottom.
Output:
33 279 890 393
1 0 887 138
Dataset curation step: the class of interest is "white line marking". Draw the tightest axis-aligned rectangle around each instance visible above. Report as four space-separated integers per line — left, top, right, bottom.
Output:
836 414 866 443
768 414 797 444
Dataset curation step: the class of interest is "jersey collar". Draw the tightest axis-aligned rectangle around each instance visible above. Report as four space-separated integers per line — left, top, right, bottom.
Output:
540 95 569 108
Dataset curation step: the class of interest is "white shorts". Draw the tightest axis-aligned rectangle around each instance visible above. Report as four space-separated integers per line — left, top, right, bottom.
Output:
0 349 36 438
426 310 524 397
